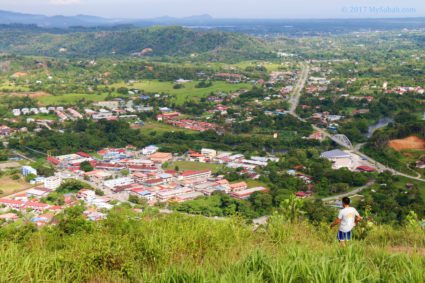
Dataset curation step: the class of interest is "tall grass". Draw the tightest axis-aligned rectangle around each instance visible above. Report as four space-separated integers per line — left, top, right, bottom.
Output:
0 209 424 282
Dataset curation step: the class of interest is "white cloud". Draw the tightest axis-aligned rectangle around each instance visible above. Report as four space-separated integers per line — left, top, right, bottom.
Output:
50 0 81 5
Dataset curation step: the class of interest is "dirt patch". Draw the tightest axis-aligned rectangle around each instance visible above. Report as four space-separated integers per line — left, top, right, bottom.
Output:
0 176 32 197
3 91 51 98
388 136 425 151
0 162 20 170
10 72 27 78
387 246 425 256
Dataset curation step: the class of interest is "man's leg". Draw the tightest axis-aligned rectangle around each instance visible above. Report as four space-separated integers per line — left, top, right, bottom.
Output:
337 231 347 247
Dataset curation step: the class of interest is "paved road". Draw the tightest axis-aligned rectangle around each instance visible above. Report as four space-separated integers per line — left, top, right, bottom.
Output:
289 63 310 115
322 181 375 201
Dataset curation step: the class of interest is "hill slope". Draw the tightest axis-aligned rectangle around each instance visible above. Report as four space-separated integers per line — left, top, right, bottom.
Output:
0 206 424 282
0 25 270 60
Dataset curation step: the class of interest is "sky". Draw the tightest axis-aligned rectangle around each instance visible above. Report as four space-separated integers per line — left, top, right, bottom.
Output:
1 0 424 19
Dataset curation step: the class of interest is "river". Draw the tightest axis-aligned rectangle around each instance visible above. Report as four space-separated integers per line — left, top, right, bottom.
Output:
366 117 394 137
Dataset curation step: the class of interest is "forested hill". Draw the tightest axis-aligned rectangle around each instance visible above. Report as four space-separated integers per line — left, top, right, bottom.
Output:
0 25 271 60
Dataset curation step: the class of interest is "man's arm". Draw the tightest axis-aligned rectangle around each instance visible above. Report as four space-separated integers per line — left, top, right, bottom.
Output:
330 218 340 229
354 215 362 226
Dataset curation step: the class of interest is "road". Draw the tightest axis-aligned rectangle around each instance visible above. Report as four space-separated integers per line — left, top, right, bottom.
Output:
11 149 35 162
322 181 375 201
287 63 425 183
289 62 310 115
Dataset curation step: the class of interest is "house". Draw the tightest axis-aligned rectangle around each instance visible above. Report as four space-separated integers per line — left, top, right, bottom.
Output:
149 152 172 163
231 187 269 200
26 187 51 198
0 213 19 221
77 189 96 201
0 125 11 136
229 182 248 192
295 192 310 198
356 166 376 172
189 152 206 162
157 173 173 183
320 149 353 169
156 112 181 121
46 156 60 165
143 178 164 187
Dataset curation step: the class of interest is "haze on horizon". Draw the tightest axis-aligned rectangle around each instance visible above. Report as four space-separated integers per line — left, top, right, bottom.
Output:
1 0 424 19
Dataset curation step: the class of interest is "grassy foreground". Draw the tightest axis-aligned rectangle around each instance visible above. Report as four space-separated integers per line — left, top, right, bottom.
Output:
0 206 424 282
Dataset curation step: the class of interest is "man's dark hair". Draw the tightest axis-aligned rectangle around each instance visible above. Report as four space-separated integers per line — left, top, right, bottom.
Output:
342 197 350 205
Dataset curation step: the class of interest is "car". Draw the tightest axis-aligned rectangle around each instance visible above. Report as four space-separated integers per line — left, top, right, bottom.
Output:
362 157 367 160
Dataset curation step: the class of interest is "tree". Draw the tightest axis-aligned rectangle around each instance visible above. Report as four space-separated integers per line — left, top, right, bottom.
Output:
80 161 93 172
25 173 37 182
278 195 305 223
57 179 91 194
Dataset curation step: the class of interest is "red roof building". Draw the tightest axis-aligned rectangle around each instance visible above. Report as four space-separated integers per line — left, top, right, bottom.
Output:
356 166 376 172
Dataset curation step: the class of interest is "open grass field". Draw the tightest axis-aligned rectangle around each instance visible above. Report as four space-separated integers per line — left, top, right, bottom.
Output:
38 93 111 105
112 80 251 104
0 175 32 197
166 161 224 173
230 179 267 188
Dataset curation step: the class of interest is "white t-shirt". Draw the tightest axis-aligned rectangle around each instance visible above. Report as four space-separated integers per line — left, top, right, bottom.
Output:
338 207 360 233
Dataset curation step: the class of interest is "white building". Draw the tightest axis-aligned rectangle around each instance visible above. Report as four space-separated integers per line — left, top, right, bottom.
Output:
201 148 217 159
21 166 37 177
43 175 62 190
142 145 159 155
320 149 353 169
104 177 133 190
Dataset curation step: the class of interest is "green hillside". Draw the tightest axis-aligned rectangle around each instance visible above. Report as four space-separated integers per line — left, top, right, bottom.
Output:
0 25 271 60
1 204 424 282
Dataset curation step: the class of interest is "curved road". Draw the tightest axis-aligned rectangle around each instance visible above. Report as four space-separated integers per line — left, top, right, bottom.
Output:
322 181 375 201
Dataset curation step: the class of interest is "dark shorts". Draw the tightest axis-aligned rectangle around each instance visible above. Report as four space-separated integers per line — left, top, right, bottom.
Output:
337 230 351 241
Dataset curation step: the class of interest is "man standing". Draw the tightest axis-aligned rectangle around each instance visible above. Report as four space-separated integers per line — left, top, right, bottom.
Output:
330 197 362 247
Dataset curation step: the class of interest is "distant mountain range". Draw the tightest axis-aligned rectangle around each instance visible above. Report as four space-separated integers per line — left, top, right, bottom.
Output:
2 9 425 36
0 10 215 28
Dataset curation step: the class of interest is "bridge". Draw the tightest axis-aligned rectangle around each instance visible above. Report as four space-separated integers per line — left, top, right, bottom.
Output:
330 134 353 149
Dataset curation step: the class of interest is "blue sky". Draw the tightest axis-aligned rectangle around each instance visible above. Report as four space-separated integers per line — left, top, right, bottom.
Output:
1 0 424 18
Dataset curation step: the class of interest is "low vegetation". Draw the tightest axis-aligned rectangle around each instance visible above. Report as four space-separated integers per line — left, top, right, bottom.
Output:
0 204 424 282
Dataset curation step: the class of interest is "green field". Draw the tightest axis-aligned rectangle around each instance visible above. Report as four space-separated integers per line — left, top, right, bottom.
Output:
139 122 198 134
166 161 224 173
38 93 111 105
112 80 251 104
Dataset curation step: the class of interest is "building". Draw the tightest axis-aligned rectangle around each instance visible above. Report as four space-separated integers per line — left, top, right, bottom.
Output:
104 177 133 190
229 181 248 192
149 152 172 163
95 101 120 109
21 166 37 177
231 187 269 200
43 176 62 190
77 189 96 201
0 125 11 136
179 170 212 184
320 149 353 169
201 148 217 159
356 166 376 172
